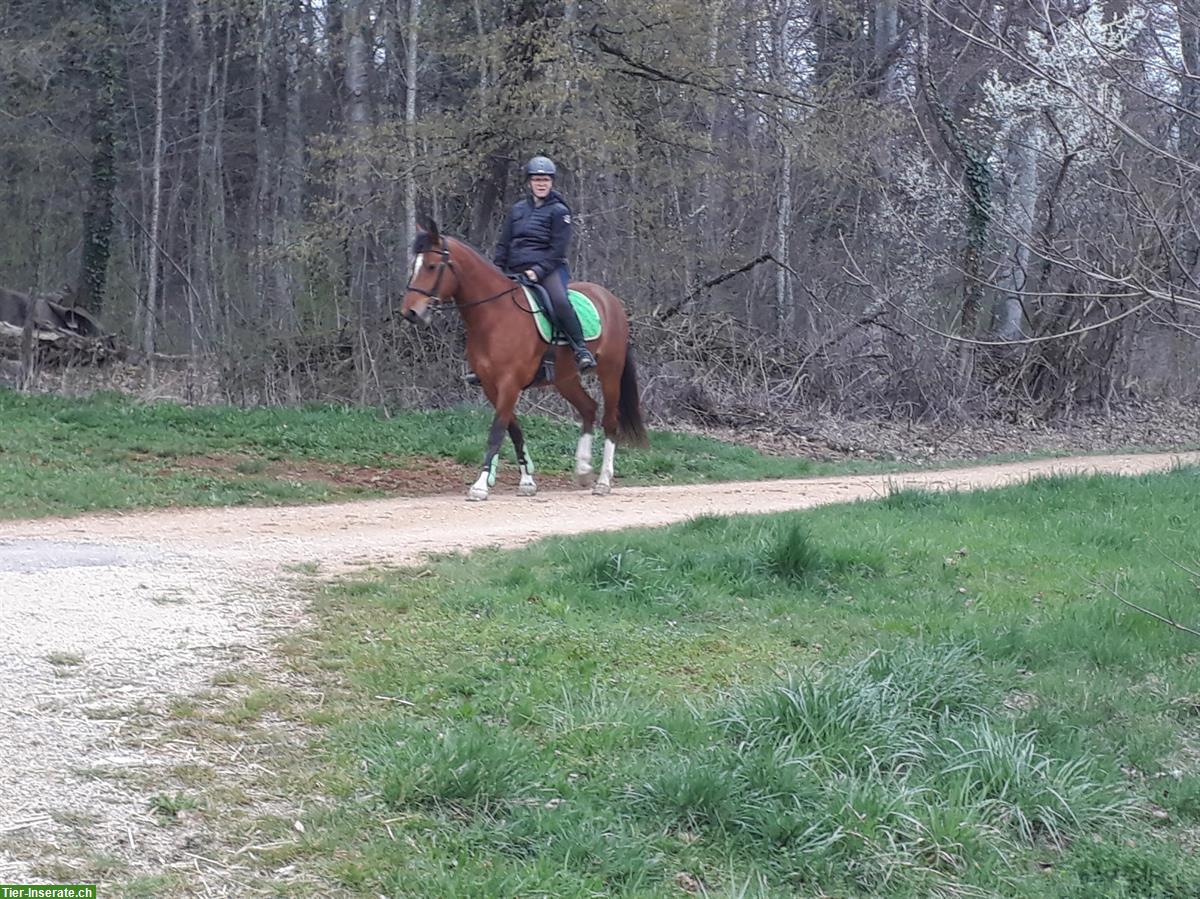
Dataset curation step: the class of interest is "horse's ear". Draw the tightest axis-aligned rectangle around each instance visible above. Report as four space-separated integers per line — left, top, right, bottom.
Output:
424 217 441 244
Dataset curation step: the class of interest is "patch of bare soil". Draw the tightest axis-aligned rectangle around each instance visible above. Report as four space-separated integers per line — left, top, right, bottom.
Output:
325 458 580 494
151 452 580 497
1 449 1198 894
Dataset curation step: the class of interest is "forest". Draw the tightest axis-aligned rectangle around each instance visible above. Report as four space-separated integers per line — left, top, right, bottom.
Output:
1 0 1197 420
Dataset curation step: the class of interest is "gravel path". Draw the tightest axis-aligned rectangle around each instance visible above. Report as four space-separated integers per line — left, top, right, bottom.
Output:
0 449 1196 886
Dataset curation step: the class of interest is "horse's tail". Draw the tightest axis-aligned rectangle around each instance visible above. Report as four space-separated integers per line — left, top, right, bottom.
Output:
617 342 649 447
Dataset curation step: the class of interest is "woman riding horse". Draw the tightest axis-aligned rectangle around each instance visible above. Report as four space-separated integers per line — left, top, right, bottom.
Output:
401 218 646 502
465 155 595 384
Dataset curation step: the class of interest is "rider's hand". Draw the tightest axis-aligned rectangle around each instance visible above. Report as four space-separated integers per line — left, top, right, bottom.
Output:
524 269 538 282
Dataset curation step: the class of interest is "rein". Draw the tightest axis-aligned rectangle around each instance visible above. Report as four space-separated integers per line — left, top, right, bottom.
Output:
447 282 526 312
405 244 536 314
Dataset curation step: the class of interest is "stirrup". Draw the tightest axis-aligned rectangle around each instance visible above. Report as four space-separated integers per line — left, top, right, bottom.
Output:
527 358 555 388
463 371 481 386
574 347 597 372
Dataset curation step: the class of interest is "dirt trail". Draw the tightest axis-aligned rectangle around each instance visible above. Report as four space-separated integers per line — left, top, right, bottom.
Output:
0 449 1196 888
5 450 1197 569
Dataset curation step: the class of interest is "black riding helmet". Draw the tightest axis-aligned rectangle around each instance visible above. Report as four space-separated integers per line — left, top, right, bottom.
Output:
524 155 557 178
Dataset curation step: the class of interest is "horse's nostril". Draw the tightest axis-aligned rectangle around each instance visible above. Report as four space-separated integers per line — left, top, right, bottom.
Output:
403 309 417 323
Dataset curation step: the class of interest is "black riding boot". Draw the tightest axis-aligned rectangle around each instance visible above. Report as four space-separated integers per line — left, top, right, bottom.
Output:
550 288 597 372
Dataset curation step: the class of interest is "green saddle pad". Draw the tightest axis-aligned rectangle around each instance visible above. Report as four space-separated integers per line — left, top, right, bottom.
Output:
522 286 602 344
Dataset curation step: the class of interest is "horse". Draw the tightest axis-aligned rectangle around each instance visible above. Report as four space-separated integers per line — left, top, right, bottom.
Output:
400 220 647 501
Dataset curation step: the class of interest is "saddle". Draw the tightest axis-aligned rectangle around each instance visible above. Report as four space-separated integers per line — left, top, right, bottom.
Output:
513 277 603 345
463 277 598 388
514 277 558 387
515 276 556 327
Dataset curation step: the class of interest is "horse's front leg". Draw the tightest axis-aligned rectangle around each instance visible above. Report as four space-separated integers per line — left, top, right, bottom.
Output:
468 384 519 502
508 418 538 497
553 373 599 488
574 432 594 487
592 436 618 496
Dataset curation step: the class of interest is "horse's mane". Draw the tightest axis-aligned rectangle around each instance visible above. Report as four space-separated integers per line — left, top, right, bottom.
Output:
410 230 501 276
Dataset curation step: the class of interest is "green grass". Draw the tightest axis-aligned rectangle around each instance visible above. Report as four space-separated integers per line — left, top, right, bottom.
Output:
6 388 1181 520
148 791 202 821
0 389 839 518
245 466 1200 897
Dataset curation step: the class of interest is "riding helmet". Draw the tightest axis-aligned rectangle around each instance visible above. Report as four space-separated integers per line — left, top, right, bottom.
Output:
524 155 557 178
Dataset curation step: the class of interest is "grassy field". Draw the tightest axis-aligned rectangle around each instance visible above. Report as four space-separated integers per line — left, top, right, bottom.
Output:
4 388 1187 521
214 466 1200 898
0 388 835 518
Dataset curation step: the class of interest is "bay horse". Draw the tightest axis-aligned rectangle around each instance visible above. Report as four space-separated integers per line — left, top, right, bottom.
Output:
400 220 647 501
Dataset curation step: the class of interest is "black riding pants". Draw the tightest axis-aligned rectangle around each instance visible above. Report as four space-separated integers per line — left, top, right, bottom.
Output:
538 268 585 346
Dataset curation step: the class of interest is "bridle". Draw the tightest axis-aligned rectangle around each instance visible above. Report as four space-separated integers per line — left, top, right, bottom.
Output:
404 245 454 303
403 242 526 312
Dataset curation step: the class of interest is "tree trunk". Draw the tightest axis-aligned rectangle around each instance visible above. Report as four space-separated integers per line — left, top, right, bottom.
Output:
1179 2 1200 288
210 15 233 346
917 4 991 379
143 0 169 372
771 1 794 331
873 0 899 99
275 0 304 334
78 0 118 316
346 0 376 321
251 0 274 330
700 0 729 262
472 0 489 94
775 140 794 331
991 119 1040 341
188 0 211 361
404 0 422 256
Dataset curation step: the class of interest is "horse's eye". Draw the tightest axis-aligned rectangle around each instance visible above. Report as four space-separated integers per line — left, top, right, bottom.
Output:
426 264 436 270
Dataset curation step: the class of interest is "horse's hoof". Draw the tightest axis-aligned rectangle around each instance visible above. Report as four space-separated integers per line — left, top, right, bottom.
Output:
516 483 538 497
592 482 612 496
466 488 489 502
575 469 595 488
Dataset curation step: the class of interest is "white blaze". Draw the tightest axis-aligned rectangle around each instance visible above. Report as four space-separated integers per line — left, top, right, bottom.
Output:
411 253 424 281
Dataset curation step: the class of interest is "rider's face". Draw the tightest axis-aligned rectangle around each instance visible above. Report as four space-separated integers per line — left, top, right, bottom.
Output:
528 175 553 199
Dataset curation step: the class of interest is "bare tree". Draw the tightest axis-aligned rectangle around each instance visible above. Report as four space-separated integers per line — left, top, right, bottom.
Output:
404 0 422 256
142 0 169 372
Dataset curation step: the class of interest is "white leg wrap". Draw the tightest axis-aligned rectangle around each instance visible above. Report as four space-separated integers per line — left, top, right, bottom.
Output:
467 470 491 502
574 433 595 487
517 464 537 497
593 439 616 495
575 433 594 476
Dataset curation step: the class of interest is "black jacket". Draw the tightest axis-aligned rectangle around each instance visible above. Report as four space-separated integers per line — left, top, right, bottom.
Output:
493 190 572 280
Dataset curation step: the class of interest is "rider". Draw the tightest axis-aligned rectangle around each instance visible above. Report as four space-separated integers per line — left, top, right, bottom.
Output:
475 155 596 380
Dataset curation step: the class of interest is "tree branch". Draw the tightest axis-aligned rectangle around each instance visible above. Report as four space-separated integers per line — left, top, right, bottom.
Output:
1092 577 1200 640
588 25 816 110
655 253 795 321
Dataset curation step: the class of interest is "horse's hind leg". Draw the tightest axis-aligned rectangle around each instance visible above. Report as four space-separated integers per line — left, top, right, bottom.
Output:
508 417 537 497
555 373 599 487
592 360 624 496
